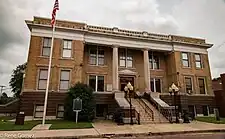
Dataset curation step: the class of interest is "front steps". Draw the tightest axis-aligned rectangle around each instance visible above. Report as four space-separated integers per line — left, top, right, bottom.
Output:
131 98 169 124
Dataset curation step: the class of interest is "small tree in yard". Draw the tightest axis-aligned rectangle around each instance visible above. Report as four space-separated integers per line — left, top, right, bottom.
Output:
64 82 95 122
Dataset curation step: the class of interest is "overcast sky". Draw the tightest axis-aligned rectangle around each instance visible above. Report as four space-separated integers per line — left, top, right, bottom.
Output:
0 0 225 96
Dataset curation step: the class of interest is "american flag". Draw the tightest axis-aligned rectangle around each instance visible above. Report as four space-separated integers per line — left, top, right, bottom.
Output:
51 0 59 26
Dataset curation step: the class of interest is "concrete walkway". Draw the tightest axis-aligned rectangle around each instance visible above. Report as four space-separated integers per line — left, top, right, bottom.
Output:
0 121 225 138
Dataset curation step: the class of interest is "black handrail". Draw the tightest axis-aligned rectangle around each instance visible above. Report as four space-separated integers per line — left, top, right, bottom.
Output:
137 98 154 121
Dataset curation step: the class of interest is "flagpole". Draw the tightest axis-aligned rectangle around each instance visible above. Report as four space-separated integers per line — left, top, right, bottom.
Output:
42 20 56 125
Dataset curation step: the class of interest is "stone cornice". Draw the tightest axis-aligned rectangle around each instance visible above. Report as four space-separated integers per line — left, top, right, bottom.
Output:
26 16 213 48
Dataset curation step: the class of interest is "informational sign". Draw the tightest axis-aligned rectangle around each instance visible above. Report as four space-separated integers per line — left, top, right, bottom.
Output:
73 97 82 112
72 97 82 123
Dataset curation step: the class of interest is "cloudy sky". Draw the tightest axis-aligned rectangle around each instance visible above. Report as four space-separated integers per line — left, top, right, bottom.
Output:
0 0 225 96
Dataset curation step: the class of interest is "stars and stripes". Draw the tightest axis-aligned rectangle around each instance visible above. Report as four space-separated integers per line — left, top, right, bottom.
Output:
51 0 59 26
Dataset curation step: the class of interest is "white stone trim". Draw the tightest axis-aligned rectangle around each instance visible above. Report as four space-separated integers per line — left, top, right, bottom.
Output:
174 44 208 54
31 28 209 54
85 34 172 51
31 28 84 41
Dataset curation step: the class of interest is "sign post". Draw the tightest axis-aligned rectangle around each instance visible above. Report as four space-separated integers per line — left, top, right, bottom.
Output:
73 97 82 123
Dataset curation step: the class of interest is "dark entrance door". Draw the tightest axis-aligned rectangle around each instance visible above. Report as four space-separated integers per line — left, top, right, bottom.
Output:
96 104 108 117
120 77 134 91
188 105 195 119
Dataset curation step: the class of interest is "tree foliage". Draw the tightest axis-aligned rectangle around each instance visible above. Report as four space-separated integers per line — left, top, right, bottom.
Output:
9 63 27 98
0 93 13 104
64 82 95 122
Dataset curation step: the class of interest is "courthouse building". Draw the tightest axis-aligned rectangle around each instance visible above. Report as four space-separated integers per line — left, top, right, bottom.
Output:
20 17 216 121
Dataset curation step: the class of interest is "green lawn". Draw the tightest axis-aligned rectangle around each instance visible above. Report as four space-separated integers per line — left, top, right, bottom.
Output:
0 120 41 131
196 116 225 124
0 117 92 131
46 120 93 130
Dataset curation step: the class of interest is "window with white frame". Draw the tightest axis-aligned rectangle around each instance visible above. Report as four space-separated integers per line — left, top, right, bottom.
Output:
149 54 159 69
185 77 192 94
195 54 202 68
62 40 72 58
60 70 70 90
119 49 133 68
150 78 161 93
182 52 189 67
57 104 64 118
89 75 104 92
42 38 51 56
89 47 104 65
34 105 44 118
38 69 48 90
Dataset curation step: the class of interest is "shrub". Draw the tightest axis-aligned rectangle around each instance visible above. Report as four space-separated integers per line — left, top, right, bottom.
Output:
64 82 95 122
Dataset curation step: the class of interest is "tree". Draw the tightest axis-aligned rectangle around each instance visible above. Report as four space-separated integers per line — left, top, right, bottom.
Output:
64 82 95 122
9 63 27 98
0 92 9 104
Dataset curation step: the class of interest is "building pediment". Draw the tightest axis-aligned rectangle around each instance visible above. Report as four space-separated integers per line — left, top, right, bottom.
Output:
118 69 137 75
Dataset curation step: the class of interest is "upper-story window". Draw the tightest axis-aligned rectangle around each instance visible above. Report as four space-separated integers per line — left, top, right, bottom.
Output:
42 38 51 56
119 49 133 68
62 40 72 58
59 70 70 90
182 52 189 67
195 54 202 68
89 47 104 66
38 69 48 90
149 54 159 69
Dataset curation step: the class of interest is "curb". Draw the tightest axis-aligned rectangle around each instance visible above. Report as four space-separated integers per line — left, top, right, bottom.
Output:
28 129 225 139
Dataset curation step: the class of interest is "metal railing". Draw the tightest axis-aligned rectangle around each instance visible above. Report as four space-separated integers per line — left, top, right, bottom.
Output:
144 94 175 123
137 98 154 121
135 109 140 125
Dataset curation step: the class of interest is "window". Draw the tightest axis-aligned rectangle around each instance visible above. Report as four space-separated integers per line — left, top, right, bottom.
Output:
57 104 64 118
185 77 192 94
119 50 126 67
60 70 70 90
150 78 161 93
34 105 44 118
195 54 202 68
198 78 206 94
38 69 48 90
119 49 133 68
202 105 209 116
89 47 104 65
62 40 72 58
98 49 104 65
182 52 189 67
89 75 104 92
42 38 51 56
149 54 159 69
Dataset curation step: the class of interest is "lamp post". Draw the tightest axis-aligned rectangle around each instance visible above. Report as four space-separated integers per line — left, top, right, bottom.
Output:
124 82 134 125
169 83 179 123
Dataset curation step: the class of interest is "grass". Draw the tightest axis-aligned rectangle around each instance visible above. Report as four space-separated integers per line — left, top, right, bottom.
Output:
196 116 225 124
0 116 92 131
46 120 93 130
0 120 41 131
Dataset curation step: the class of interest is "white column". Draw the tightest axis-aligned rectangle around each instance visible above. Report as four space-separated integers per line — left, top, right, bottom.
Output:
112 46 119 91
143 49 151 92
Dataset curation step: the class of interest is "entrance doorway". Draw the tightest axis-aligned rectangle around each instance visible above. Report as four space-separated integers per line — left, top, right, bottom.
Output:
96 104 108 117
120 77 134 91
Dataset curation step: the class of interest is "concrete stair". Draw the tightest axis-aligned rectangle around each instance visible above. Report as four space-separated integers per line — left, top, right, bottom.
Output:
142 99 169 123
131 98 169 124
131 98 154 124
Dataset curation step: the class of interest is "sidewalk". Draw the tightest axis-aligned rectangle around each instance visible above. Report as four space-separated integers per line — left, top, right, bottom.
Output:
0 121 225 138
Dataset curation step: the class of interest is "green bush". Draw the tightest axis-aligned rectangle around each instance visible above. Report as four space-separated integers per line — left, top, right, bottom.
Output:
64 82 95 122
